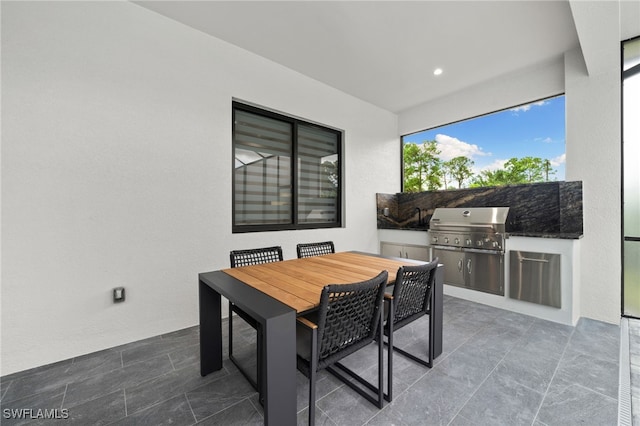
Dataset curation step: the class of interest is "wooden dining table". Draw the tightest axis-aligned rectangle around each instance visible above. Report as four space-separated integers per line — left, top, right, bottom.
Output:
198 251 443 426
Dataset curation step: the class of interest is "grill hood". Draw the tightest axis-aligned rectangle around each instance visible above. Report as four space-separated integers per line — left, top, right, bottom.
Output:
429 207 509 231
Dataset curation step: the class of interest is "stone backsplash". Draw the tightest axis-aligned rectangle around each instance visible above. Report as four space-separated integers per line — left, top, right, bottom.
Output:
377 181 583 239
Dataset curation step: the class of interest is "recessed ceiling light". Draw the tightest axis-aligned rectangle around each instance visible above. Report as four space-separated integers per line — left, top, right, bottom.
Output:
433 68 443 76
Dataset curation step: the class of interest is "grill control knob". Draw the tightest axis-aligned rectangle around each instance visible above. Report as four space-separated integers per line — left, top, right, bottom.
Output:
492 241 499 248
432 236 438 243
466 239 472 246
454 238 460 244
476 240 483 247
444 237 449 244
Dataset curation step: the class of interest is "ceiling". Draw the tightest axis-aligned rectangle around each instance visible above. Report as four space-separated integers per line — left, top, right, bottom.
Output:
134 1 584 113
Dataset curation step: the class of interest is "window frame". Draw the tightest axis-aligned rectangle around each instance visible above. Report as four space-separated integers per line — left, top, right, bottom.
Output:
400 93 566 192
232 101 343 233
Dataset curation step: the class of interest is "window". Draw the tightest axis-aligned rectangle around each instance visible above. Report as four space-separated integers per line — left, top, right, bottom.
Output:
401 95 566 192
233 102 341 232
623 36 640 317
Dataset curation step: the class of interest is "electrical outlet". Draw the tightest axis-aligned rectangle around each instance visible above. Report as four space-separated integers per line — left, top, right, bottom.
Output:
113 287 125 303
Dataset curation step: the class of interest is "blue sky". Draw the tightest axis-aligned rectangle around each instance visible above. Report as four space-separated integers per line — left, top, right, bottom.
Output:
402 95 566 181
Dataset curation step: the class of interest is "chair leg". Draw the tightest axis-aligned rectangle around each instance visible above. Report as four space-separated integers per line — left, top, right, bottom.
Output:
377 310 384 407
322 317 387 409
385 311 433 368
391 345 432 367
386 301 394 402
228 305 261 394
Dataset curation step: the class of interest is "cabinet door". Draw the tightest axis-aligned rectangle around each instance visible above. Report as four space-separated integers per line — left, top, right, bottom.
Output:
404 245 430 261
380 242 405 259
466 251 504 295
433 248 465 288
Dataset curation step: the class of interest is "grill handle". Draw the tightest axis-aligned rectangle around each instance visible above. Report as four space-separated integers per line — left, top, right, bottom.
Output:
520 257 549 264
430 223 500 228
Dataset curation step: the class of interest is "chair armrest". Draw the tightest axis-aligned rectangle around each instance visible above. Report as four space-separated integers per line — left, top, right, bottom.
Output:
296 316 318 330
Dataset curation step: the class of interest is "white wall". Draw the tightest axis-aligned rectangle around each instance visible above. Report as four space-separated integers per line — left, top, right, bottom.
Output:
0 2 399 375
399 6 625 325
398 57 565 135
564 44 621 323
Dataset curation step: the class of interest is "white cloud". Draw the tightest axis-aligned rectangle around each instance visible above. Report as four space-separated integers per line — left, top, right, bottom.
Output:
510 100 547 113
476 159 508 174
435 134 490 161
550 153 566 167
534 136 554 143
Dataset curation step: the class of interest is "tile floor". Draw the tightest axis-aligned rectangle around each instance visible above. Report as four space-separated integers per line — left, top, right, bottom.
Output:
0 295 620 425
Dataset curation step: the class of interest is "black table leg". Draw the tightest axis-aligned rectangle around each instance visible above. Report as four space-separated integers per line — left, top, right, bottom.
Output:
199 279 222 376
262 310 297 426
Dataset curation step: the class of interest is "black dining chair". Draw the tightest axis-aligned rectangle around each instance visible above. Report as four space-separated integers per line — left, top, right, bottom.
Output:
382 258 439 400
296 241 335 258
296 270 388 426
228 246 283 399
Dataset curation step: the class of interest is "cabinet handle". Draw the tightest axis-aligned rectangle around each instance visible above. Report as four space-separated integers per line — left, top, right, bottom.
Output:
457 259 463 272
520 257 549 263
399 250 403 257
467 258 472 274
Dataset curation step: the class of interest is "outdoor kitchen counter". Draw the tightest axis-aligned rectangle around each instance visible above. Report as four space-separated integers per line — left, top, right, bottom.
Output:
508 232 583 239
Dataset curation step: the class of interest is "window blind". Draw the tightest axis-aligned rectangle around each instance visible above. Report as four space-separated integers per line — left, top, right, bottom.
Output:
297 124 339 224
234 110 292 226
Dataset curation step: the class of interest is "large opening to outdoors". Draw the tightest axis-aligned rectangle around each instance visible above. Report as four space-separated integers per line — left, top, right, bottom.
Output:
401 95 566 192
623 36 640 318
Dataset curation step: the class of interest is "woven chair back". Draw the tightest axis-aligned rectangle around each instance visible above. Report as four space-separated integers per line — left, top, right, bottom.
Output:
391 259 439 330
297 241 335 258
315 270 387 370
230 246 283 268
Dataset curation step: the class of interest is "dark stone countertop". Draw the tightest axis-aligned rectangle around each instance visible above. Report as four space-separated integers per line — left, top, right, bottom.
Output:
378 225 583 240
508 232 583 240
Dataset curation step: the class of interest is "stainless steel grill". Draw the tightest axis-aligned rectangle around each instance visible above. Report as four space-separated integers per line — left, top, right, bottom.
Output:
428 207 509 252
428 207 509 295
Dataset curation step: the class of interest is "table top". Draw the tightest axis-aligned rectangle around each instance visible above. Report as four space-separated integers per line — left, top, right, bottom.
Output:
221 251 423 314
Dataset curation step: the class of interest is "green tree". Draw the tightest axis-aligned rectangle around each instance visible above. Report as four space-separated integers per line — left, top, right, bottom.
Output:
444 156 475 188
504 157 544 182
403 142 442 192
542 159 556 181
470 168 512 187
470 156 557 188
321 160 338 197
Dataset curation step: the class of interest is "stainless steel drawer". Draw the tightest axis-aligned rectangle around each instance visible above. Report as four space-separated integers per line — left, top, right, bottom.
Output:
509 250 561 308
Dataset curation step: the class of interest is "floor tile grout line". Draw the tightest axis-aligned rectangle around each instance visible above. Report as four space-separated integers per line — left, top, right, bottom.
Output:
122 387 206 419
569 382 620 402
191 395 258 423
315 403 334 424
123 387 128 417
183 391 198 424
121 366 221 418
445 318 536 425
0 379 12 401
530 323 576 424
60 383 68 409
0 382 70 406
246 394 264 420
